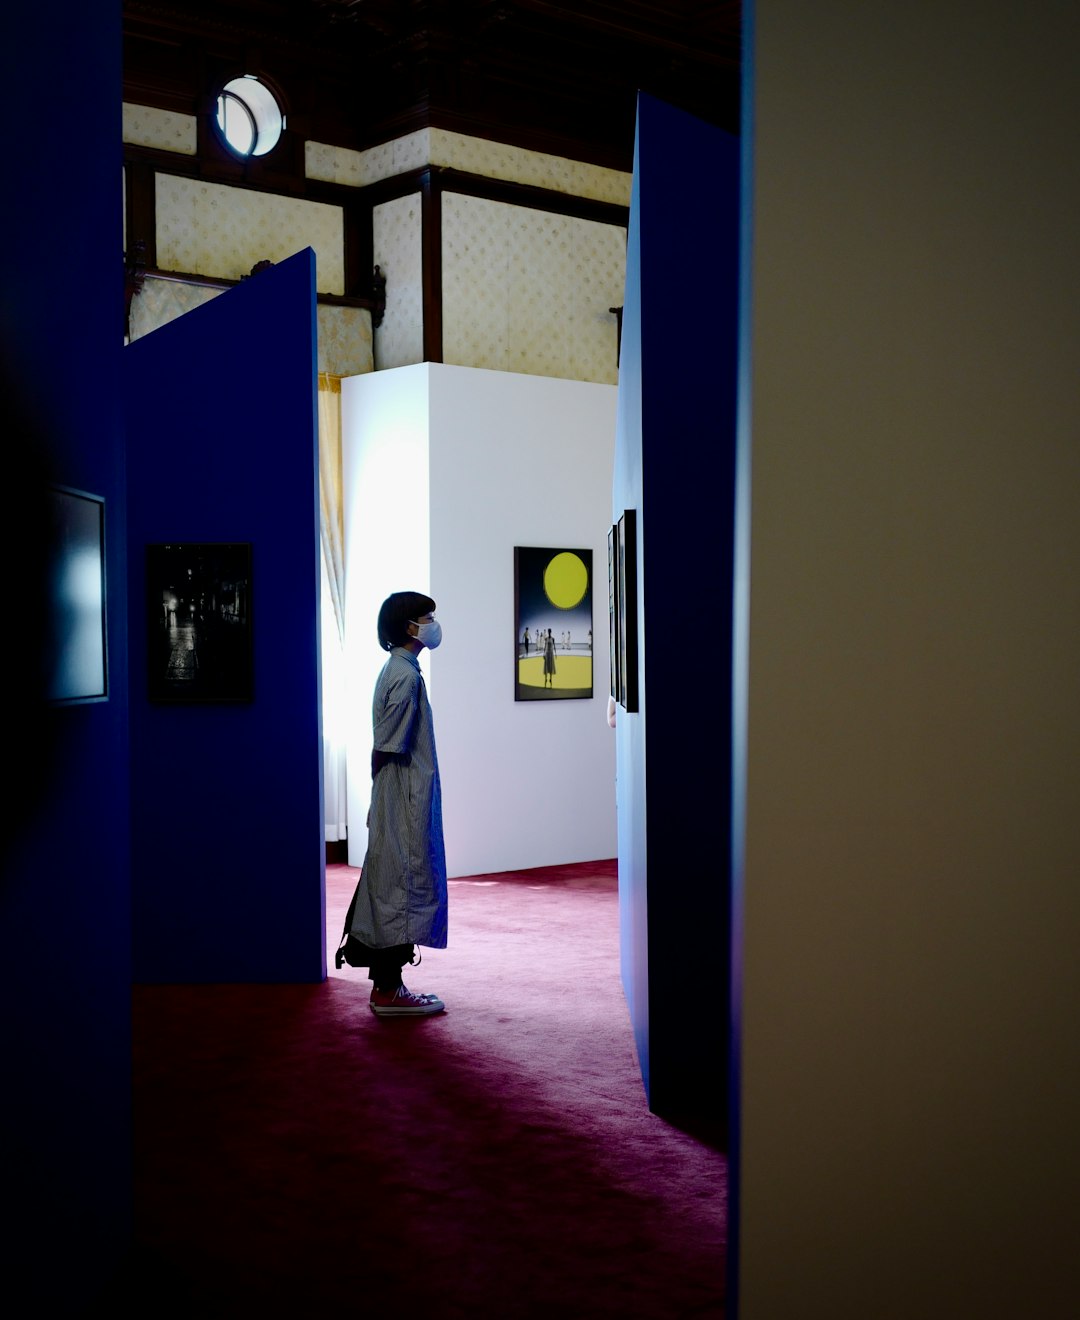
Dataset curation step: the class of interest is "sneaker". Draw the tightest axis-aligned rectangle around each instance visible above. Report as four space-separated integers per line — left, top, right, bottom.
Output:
369 984 445 1017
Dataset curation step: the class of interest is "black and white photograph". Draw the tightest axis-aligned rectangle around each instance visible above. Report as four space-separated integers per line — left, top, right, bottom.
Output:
46 484 108 705
147 542 252 702
617 510 638 712
608 523 620 703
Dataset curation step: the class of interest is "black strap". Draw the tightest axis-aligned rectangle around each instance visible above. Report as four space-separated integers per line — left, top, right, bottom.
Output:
335 871 362 967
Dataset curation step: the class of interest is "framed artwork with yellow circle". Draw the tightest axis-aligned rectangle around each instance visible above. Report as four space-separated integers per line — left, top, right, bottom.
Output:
514 546 593 701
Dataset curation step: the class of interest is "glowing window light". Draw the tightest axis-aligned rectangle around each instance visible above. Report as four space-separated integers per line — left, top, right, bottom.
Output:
214 76 284 159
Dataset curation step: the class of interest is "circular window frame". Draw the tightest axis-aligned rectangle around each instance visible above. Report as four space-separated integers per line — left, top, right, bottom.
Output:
213 75 285 159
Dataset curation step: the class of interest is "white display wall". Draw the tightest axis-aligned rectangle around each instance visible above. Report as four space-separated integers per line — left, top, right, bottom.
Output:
343 363 617 877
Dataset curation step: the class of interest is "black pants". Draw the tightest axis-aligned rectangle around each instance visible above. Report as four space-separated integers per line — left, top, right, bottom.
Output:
369 943 415 992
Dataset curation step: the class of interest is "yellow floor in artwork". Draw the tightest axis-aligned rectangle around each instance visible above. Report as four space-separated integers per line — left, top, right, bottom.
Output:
518 654 592 690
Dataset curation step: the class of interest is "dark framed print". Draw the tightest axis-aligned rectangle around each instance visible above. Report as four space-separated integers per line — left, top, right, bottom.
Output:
514 545 594 701
46 485 108 704
617 510 638 712
608 524 620 701
147 542 252 702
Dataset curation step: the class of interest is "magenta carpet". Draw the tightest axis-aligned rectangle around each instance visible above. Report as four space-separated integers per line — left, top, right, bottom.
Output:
132 859 727 1317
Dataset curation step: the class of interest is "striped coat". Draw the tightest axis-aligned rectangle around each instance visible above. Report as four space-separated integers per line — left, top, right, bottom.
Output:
350 648 448 949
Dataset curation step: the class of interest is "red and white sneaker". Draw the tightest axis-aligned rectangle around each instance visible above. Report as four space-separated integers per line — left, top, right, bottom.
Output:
369 984 445 1017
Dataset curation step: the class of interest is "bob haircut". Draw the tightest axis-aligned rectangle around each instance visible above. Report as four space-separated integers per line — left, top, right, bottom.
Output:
377 591 436 651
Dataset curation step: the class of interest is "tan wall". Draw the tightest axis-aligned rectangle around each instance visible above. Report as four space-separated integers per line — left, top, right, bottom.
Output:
372 193 424 369
154 175 345 292
739 3 1080 1315
125 110 628 385
441 194 625 385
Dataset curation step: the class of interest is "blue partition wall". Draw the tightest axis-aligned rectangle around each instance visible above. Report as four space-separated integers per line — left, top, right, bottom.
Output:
614 95 742 1127
0 1 130 1304
126 250 325 983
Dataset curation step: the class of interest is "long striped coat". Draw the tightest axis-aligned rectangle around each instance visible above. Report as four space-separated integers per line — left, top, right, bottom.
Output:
350 647 448 949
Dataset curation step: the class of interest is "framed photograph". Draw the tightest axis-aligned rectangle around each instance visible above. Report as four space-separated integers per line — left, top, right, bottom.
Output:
46 485 108 704
514 545 593 701
608 525 620 702
147 542 252 702
617 510 638 712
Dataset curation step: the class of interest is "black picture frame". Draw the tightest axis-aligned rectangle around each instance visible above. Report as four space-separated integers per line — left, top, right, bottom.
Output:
608 524 620 702
617 510 638 712
147 542 253 702
46 484 108 704
514 545 594 701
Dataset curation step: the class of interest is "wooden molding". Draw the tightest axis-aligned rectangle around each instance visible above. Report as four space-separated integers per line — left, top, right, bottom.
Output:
128 264 382 314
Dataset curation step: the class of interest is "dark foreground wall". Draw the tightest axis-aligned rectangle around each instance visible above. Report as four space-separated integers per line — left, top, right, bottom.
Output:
0 2 131 1306
615 94 743 1131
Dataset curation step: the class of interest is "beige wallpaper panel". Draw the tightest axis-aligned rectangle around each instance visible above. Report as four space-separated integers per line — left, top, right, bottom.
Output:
124 109 630 205
123 103 197 155
442 194 625 385
128 277 372 377
430 130 631 206
306 132 431 188
128 277 221 343
317 305 374 376
372 194 424 369
307 129 631 205
155 175 345 293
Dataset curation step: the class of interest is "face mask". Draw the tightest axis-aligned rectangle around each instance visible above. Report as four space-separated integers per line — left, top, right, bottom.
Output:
412 618 442 649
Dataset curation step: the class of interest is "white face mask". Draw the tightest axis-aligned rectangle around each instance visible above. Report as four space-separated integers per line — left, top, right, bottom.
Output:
412 618 442 649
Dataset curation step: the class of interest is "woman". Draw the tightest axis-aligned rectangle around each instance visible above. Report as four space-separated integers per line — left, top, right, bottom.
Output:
344 590 447 1016
543 627 557 688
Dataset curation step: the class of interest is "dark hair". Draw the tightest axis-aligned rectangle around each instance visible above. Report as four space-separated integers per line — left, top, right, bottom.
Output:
377 591 436 651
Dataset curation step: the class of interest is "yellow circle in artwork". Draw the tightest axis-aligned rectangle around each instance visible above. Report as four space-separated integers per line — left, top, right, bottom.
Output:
543 552 588 609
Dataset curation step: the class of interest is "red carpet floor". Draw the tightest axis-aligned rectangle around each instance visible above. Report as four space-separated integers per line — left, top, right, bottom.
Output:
132 860 727 1317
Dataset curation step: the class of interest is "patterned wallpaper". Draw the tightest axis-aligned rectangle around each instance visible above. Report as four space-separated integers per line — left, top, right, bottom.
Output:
155 175 345 293
126 104 632 205
129 277 372 376
372 194 424 369
123 103 197 155
128 277 221 342
306 132 431 189
429 130 631 206
128 116 629 383
441 194 625 385
317 305 374 376
306 129 631 205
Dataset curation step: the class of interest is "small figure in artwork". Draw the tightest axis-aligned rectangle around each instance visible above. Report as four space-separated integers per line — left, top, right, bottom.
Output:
522 627 530 656
543 627 557 688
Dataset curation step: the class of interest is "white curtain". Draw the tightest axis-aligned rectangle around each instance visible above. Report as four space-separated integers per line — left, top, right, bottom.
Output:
318 374 348 842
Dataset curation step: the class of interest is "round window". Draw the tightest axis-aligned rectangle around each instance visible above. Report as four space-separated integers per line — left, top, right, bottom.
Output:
214 76 284 158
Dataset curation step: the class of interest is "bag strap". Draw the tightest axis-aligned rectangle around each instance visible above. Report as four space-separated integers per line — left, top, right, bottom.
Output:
334 872 361 969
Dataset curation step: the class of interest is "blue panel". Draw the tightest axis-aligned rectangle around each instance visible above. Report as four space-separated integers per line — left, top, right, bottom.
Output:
0 1 130 1305
615 94 743 1129
727 4 756 1306
126 250 325 982
615 124 651 1096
